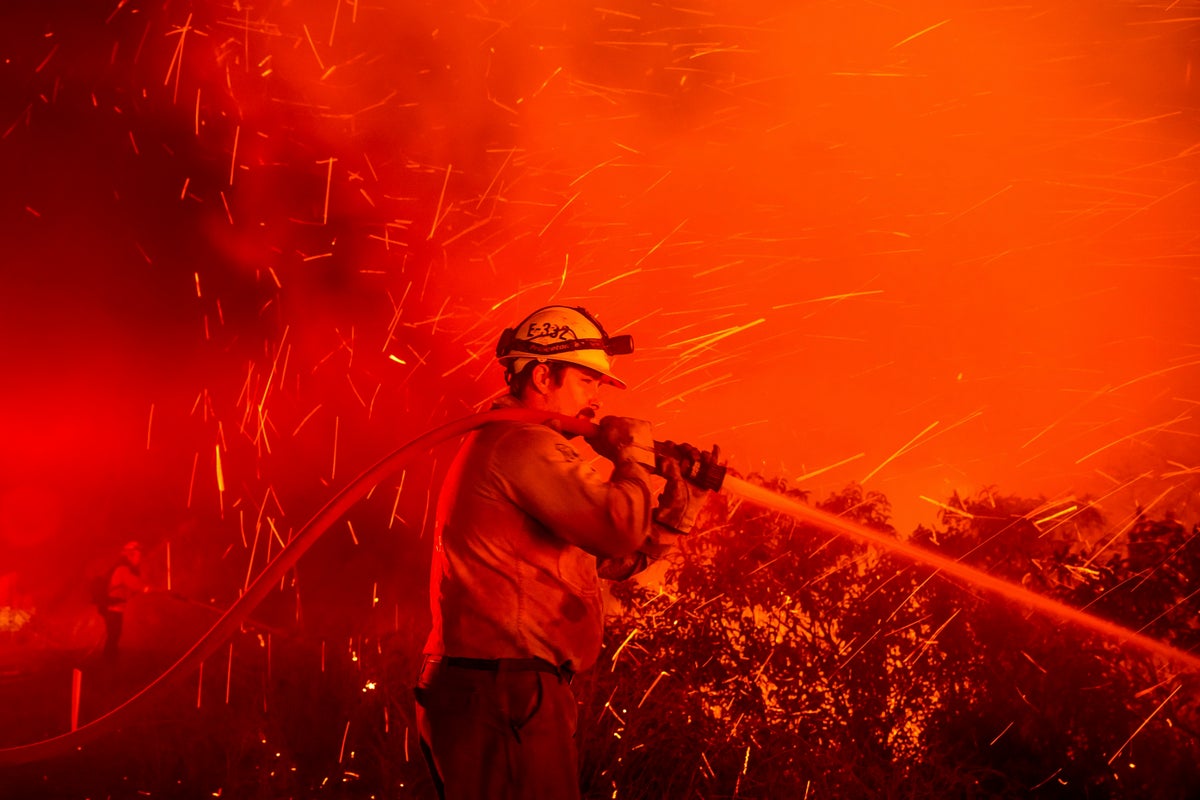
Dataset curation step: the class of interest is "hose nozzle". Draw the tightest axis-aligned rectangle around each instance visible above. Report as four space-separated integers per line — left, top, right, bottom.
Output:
565 415 727 492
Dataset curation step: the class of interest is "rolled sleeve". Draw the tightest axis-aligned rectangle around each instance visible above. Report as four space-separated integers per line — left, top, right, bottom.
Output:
597 525 681 581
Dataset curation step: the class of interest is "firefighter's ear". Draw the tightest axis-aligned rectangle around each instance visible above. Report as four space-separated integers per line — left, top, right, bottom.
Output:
530 362 553 396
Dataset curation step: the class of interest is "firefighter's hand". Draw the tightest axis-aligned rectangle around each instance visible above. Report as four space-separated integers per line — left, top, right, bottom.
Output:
653 456 712 534
587 416 654 465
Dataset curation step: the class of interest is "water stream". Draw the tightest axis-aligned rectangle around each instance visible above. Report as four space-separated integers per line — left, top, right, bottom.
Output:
722 475 1200 673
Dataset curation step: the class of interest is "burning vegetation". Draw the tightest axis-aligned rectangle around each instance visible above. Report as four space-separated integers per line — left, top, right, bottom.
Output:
3 479 1198 797
2 0 1199 797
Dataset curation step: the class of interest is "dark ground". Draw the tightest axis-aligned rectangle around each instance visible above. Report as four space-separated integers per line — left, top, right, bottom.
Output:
1 594 435 800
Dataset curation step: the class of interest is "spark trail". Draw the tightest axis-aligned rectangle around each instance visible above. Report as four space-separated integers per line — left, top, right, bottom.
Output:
722 475 1200 672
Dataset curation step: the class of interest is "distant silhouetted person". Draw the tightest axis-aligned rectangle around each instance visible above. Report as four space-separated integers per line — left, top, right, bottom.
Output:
98 541 147 661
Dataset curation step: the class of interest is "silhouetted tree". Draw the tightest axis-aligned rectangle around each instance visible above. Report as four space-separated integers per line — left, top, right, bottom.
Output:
580 481 1200 799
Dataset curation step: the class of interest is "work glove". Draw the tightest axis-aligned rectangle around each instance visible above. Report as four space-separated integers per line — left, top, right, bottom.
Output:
587 416 656 468
653 453 712 534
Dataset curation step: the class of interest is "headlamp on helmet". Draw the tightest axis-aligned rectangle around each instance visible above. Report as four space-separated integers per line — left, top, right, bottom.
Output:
496 305 633 388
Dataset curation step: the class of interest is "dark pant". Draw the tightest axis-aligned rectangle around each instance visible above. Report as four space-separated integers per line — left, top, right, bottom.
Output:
101 608 124 660
415 656 581 800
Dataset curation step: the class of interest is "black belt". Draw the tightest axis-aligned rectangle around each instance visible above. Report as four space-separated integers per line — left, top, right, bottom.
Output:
427 655 575 684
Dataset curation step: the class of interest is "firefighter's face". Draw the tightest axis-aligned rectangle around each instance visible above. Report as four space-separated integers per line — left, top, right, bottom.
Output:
541 365 604 420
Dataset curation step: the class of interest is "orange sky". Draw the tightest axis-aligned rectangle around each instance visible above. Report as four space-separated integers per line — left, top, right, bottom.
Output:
2 0 1198 574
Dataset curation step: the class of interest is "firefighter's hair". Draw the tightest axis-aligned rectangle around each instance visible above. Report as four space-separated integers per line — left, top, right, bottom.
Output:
505 360 569 398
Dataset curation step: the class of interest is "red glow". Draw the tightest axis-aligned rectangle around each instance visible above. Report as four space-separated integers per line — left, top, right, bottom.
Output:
0 1 1197 790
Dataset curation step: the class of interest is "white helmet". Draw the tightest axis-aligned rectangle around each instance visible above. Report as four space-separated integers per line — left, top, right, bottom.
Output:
496 305 634 389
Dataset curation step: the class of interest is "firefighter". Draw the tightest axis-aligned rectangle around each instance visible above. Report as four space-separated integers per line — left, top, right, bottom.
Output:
415 305 711 800
99 540 147 661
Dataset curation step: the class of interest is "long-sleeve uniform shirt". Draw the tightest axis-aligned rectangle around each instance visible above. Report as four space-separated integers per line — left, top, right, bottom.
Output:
106 561 145 612
424 405 665 673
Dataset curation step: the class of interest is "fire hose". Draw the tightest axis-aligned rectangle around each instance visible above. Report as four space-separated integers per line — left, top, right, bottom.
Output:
4 408 1198 766
0 408 708 765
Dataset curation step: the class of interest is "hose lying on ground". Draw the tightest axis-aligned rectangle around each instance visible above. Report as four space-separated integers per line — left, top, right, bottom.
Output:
0 408 593 766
